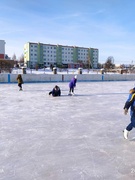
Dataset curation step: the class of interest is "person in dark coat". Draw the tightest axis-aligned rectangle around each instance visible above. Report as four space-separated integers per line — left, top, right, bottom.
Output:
123 88 135 139
68 75 77 95
49 85 61 97
17 74 23 91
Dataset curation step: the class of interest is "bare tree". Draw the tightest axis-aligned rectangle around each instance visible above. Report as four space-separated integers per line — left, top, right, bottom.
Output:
104 56 115 70
12 53 17 60
87 52 92 70
19 54 24 63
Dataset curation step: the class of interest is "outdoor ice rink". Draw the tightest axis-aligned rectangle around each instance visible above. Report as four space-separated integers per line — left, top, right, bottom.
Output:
1 81 135 180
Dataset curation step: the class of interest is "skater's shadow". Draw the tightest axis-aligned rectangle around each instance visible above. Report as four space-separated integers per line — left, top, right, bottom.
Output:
129 137 135 141
61 93 108 97
62 92 126 97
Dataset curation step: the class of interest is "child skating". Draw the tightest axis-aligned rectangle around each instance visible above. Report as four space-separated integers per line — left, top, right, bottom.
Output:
123 88 135 139
68 75 77 95
17 74 23 91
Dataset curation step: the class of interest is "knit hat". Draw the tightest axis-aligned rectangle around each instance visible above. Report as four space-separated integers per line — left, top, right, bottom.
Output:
74 75 77 79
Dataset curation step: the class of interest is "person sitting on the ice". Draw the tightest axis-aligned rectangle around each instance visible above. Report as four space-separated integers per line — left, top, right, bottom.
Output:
123 87 135 139
49 85 61 97
68 75 77 95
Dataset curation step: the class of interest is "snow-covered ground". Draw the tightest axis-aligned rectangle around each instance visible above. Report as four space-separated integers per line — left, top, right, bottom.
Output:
11 67 96 74
11 67 120 75
0 81 135 180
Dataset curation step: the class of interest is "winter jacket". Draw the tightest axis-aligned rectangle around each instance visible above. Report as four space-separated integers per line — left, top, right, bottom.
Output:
17 75 23 84
124 91 135 116
69 78 77 88
49 86 61 96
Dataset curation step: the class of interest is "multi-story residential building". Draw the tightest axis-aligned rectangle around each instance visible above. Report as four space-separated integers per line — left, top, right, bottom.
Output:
0 40 6 59
24 42 98 69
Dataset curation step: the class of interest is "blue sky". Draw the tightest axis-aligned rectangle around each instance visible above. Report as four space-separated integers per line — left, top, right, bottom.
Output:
1 0 135 64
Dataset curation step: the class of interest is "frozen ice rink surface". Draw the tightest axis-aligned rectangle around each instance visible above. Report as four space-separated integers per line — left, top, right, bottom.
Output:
1 81 135 180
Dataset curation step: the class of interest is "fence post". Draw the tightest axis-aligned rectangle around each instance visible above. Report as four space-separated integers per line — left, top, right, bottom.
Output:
102 74 104 81
8 74 10 83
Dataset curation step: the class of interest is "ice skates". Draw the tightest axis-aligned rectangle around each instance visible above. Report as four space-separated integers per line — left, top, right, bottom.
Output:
123 129 129 139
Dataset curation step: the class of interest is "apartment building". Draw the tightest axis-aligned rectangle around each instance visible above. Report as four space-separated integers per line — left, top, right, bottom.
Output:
24 42 98 68
0 40 5 59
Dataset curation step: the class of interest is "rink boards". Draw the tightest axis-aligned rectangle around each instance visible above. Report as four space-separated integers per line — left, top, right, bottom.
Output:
0 73 135 83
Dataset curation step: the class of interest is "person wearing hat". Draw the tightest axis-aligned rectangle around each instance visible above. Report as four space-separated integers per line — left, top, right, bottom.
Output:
49 85 61 97
68 75 77 95
123 87 135 139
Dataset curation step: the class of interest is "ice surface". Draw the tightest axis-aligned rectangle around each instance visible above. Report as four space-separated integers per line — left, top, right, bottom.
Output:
0 81 135 180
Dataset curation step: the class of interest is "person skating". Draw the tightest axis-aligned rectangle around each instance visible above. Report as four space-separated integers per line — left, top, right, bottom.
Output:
17 74 23 91
123 88 135 139
49 85 61 97
68 75 77 95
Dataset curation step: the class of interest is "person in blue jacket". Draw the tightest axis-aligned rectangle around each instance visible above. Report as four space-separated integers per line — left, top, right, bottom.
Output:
123 88 135 139
68 75 77 95
49 85 61 97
